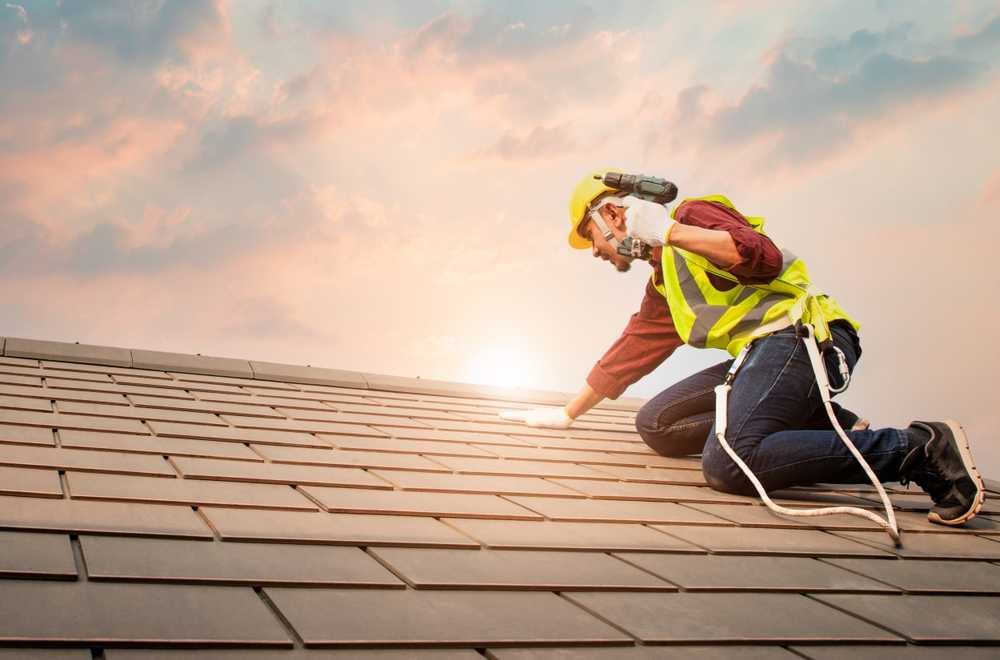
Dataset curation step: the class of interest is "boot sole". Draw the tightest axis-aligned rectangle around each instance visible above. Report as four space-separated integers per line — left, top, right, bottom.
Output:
927 419 985 526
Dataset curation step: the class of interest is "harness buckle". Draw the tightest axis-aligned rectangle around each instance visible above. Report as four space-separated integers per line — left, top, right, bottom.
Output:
825 345 851 394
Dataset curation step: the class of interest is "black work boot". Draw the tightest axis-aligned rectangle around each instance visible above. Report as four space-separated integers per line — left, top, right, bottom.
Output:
898 420 985 526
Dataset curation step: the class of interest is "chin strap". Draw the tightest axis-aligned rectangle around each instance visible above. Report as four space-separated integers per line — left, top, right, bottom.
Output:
587 197 625 250
713 323 901 547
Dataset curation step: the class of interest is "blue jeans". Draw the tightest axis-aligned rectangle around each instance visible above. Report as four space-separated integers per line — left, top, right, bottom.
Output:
636 322 909 495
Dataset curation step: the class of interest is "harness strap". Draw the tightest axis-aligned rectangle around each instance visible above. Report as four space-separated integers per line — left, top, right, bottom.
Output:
713 324 901 546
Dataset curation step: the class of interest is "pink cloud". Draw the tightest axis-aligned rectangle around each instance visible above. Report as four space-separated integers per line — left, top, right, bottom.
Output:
980 168 1000 207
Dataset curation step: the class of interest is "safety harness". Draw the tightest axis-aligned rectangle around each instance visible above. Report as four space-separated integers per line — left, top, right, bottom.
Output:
714 312 901 546
656 198 901 546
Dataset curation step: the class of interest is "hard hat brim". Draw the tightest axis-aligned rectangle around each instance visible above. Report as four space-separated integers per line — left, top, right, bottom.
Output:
568 224 591 249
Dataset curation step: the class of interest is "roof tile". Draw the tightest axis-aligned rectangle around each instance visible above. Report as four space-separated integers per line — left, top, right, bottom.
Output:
4 337 131 367
425 455 615 480
265 587 631 646
0 466 62 497
614 553 896 593
0 444 174 477
172 456 392 489
825 557 1000 594
548 478 749 504
832 530 1000 560
329 434 497 457
369 547 673 591
0 531 77 578
56 399 227 426
503 495 727 526
0 409 149 434
368 468 585 498
654 525 892 557
441 517 703 552
300 485 543 519
250 444 448 471
130 349 253 378
0 495 211 538
59 428 261 461
564 591 901 643
0 423 54 446
249 360 368 389
814 594 1000 642
81 535 403 587
491 647 799 659
201 507 478 547
147 420 337 448
0 580 290 645
66 471 317 510
0 394 51 412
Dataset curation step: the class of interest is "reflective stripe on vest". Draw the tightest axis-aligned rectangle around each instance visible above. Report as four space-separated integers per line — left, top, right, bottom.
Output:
653 196 860 356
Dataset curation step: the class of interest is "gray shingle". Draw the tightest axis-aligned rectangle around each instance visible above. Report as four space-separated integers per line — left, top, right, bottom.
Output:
0 580 290 645
564 591 901 643
0 466 62 497
0 531 76 578
824 557 1000 594
265 587 631 646
441 517 703 552
814 594 1000 642
201 507 479 547
130 349 253 378
4 337 131 367
654 524 892 557
612 553 896 592
0 495 211 538
66 471 317 510
81 535 403 586
300 485 542 519
492 647 800 659
369 547 673 590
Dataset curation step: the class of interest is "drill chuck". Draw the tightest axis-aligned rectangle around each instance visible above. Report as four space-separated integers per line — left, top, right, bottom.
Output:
598 172 678 205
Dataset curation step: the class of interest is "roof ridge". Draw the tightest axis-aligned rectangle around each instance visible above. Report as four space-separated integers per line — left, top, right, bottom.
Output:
0 335 644 411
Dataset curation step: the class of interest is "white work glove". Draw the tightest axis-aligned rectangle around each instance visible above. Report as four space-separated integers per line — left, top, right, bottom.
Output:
622 195 675 247
499 406 574 429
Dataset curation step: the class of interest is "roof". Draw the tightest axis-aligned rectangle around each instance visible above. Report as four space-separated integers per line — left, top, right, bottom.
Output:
0 335 998 657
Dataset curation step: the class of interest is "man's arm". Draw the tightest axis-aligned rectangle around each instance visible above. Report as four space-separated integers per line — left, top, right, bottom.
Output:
671 200 783 283
502 278 682 427
565 382 605 420
666 222 742 269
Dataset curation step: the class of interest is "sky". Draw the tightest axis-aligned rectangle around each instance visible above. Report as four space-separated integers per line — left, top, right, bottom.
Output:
2 1 999 475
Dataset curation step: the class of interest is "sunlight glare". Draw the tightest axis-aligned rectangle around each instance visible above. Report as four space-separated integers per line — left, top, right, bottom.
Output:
464 345 538 389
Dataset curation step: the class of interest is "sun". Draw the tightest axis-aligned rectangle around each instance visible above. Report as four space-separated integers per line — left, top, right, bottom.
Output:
464 345 538 389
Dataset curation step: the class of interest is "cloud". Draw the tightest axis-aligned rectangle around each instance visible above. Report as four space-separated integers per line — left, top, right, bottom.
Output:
713 51 985 161
40 0 228 65
979 169 1000 208
648 22 995 172
955 14 1000 57
476 123 578 161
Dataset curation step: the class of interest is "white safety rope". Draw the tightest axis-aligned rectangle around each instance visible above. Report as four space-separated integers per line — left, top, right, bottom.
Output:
713 323 901 546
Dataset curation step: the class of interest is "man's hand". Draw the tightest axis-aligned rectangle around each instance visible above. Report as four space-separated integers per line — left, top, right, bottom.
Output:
623 196 675 246
499 406 574 429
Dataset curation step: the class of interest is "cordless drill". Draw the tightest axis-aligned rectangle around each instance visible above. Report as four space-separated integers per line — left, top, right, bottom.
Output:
595 172 678 260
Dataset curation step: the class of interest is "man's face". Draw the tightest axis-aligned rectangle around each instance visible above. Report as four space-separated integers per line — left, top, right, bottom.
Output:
580 203 633 273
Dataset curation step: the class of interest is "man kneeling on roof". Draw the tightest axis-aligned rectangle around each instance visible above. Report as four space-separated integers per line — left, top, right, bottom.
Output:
502 169 985 528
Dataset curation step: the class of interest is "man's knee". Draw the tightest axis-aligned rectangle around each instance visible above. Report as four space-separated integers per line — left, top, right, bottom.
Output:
634 401 660 441
701 437 756 495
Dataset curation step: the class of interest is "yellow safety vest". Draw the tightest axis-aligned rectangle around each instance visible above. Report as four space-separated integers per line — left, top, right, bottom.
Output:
652 195 860 356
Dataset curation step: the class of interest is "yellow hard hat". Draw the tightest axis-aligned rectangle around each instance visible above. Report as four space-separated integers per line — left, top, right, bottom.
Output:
568 169 620 249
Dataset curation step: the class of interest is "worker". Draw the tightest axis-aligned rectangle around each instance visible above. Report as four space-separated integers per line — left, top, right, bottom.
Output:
502 170 985 527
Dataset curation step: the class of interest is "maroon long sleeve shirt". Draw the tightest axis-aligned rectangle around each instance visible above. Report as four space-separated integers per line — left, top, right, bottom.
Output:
586 199 784 399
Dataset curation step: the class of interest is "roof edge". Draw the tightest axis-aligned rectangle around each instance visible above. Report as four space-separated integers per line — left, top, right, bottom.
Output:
5 336 132 368
0 335 644 411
